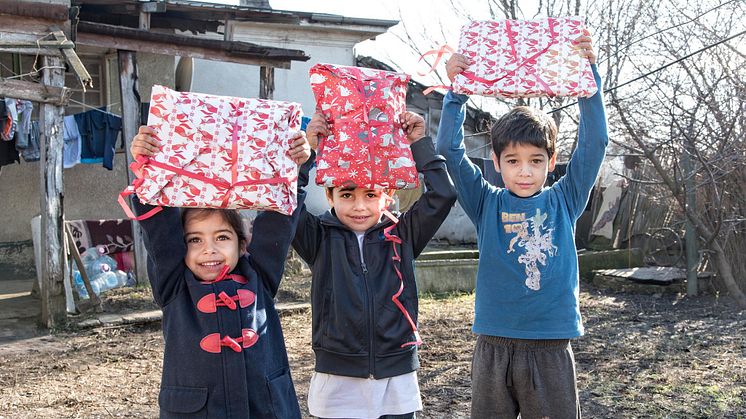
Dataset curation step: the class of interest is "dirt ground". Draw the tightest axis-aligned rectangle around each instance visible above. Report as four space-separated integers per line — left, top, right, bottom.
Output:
0 275 744 418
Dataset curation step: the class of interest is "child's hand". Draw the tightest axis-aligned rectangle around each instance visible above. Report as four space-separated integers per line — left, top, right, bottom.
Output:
306 112 329 150
400 112 425 144
288 131 311 165
130 126 160 159
446 53 470 83
574 31 596 64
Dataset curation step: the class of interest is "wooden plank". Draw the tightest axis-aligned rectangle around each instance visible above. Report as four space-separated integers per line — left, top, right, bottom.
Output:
0 78 71 105
0 1 69 21
38 55 67 328
259 66 274 100
117 50 150 288
76 21 309 67
0 40 74 49
49 29 93 89
0 16 64 56
77 32 293 68
64 224 102 311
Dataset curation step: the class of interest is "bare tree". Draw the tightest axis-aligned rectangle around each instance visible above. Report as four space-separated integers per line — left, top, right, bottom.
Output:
390 0 746 305
600 0 746 306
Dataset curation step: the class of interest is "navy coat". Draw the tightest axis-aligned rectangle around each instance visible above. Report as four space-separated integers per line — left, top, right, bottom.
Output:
134 177 306 418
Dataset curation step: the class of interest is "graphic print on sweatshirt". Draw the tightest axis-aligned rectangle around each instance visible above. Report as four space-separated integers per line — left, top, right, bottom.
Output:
502 208 558 290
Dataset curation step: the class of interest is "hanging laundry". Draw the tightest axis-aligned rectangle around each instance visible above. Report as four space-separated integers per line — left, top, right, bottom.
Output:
20 120 40 162
0 138 20 169
63 115 82 169
14 100 33 149
0 99 19 171
74 107 122 170
2 98 18 141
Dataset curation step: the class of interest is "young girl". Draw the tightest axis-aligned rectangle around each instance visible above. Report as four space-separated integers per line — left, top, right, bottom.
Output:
130 126 310 418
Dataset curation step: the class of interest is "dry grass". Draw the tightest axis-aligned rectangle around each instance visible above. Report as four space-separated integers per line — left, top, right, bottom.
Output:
0 279 744 418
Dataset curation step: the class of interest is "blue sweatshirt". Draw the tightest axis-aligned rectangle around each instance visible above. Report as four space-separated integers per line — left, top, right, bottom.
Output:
435 65 608 339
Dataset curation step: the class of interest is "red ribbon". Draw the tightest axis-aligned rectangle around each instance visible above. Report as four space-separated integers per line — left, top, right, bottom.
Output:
417 44 455 77
459 18 559 96
118 131 295 221
380 196 422 348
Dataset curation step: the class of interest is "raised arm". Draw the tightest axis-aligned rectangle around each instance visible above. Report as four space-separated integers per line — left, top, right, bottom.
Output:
398 112 457 256
129 126 186 306
291 114 326 266
132 197 187 307
435 89 490 224
556 35 609 219
249 132 310 297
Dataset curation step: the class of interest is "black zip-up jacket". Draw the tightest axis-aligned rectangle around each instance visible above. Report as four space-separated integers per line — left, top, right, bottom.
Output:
293 138 457 379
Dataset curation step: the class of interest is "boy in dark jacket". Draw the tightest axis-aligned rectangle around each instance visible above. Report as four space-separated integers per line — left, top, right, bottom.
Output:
294 112 456 418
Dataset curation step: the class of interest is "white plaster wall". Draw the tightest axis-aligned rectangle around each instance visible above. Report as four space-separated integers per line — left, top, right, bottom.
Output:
188 22 480 242
0 53 173 244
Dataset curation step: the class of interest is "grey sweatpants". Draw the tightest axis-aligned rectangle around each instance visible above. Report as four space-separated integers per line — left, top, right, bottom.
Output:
470 335 580 419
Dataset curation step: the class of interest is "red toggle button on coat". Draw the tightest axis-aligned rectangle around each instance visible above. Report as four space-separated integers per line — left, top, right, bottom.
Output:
200 328 259 353
197 289 256 313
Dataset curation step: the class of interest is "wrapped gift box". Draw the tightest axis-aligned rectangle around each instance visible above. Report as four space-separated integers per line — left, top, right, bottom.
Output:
123 85 301 216
309 64 418 190
452 17 598 98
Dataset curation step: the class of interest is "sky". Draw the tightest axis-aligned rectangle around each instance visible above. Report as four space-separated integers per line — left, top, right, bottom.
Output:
265 0 516 113
268 0 504 86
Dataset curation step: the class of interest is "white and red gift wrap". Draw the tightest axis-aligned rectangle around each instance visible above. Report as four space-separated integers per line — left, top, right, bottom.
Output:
452 17 598 98
119 85 302 218
309 64 419 190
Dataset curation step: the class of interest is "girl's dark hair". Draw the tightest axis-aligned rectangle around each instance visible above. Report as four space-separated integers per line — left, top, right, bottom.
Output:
490 106 557 161
181 208 248 251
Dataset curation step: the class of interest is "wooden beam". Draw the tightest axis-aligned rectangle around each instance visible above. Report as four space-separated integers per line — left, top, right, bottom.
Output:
49 28 93 90
259 66 274 100
0 40 74 49
64 224 102 311
39 55 67 329
0 78 71 105
117 50 150 289
76 21 309 67
0 15 64 56
0 1 69 21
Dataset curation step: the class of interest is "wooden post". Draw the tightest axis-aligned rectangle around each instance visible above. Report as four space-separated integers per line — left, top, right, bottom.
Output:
682 147 698 296
259 66 274 100
39 55 67 328
117 50 149 287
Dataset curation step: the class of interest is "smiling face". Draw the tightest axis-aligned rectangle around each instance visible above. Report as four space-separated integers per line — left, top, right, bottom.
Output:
183 210 244 281
326 186 388 234
493 142 557 198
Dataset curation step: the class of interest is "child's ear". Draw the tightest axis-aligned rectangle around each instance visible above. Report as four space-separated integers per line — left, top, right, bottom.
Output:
325 188 335 207
491 151 501 173
548 152 557 172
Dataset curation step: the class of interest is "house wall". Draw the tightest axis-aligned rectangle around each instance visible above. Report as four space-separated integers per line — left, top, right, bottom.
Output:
190 21 395 217
190 21 485 243
0 51 173 277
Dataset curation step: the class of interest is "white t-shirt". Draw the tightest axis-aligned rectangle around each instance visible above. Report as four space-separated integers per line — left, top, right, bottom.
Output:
307 371 422 418
307 232 422 418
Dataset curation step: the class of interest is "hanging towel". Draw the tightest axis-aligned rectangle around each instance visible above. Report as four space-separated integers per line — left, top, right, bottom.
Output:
74 108 122 170
63 115 82 169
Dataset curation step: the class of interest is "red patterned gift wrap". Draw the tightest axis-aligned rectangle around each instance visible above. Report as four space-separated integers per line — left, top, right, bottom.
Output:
120 85 302 218
309 64 419 190
452 17 598 98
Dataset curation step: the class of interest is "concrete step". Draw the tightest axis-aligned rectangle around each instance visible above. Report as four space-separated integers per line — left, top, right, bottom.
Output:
415 247 646 294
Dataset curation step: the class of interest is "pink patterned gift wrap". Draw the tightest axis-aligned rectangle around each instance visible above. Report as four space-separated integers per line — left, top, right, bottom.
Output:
309 64 419 190
452 17 598 98
119 85 302 218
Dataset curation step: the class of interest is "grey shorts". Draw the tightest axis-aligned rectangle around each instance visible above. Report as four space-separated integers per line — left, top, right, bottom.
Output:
470 335 580 419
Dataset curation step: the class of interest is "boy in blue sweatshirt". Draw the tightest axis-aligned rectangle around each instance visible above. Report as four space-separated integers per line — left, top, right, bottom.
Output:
436 34 608 418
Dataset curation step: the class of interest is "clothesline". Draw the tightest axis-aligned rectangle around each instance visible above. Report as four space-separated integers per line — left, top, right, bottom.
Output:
69 99 121 117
